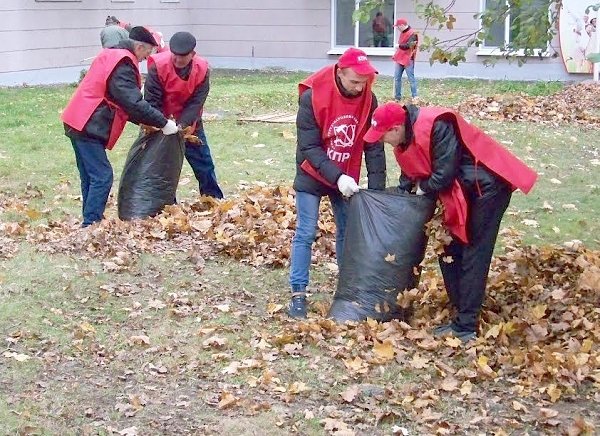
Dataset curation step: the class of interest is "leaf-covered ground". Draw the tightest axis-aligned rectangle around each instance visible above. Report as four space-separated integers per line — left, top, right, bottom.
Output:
1 186 598 435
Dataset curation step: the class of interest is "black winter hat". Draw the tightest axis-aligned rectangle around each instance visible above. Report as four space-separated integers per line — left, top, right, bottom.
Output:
169 31 196 55
129 26 158 46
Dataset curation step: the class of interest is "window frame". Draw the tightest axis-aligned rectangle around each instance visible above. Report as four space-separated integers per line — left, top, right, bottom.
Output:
477 0 552 57
328 0 396 56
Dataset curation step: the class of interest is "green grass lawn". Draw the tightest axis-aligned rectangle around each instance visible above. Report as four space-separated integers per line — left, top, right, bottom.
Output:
0 72 598 435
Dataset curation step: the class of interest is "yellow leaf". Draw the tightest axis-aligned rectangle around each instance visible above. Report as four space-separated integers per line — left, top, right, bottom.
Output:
373 340 395 360
343 356 365 372
547 384 562 403
531 304 547 319
26 208 41 220
581 339 593 353
477 355 488 367
512 400 528 412
485 323 502 339
445 336 462 348
459 380 473 396
288 381 310 394
267 303 283 314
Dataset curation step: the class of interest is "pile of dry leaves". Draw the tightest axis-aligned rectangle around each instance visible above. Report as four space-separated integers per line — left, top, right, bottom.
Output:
457 81 600 127
5 186 334 269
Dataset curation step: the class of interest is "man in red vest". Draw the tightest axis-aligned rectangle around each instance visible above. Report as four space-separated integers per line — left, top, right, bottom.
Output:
392 18 418 101
62 26 179 227
364 102 537 342
144 31 223 199
288 47 387 318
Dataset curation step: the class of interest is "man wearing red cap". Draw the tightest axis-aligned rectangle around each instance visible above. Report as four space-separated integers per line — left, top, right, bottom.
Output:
364 102 537 341
392 18 418 101
288 47 387 318
144 31 223 199
62 26 178 227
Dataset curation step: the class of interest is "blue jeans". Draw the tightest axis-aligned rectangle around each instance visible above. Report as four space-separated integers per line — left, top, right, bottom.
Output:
185 128 223 199
394 61 417 99
70 137 113 227
289 191 348 293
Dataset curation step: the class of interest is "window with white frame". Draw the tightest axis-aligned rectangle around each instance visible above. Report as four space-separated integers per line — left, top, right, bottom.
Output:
482 0 549 50
333 0 396 48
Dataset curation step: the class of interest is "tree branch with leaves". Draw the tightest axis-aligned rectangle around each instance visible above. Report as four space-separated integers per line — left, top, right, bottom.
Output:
354 0 562 66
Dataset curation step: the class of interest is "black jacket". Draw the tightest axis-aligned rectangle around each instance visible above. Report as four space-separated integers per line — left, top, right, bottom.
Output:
144 62 210 132
64 40 168 143
399 105 507 198
293 83 386 197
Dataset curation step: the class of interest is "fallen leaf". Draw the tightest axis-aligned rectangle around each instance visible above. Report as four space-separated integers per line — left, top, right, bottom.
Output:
267 303 283 314
440 375 459 392
129 335 150 346
373 340 395 360
340 385 360 403
217 391 239 410
3 351 31 362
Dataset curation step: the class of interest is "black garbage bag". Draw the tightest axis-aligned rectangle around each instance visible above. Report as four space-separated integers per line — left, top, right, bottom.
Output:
118 131 185 220
328 189 436 323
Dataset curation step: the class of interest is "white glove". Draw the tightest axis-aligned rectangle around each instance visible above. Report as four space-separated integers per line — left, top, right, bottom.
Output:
161 119 178 136
337 174 360 197
415 181 425 196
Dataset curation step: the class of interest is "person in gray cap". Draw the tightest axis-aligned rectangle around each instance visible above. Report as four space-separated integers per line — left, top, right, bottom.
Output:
100 16 130 48
144 31 224 199
62 26 178 227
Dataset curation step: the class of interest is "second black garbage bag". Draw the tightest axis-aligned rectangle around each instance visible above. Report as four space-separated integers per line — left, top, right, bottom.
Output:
118 131 185 221
328 189 436 323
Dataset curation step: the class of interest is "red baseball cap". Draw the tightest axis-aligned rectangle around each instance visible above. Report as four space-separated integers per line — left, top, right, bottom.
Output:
364 102 407 143
337 47 378 76
395 18 408 27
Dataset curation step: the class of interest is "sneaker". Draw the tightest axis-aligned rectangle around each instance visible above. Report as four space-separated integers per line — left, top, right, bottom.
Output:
288 295 307 319
452 329 477 343
432 323 476 343
432 323 454 337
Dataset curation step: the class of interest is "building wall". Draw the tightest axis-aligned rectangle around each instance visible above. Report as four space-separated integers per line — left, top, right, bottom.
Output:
0 0 587 86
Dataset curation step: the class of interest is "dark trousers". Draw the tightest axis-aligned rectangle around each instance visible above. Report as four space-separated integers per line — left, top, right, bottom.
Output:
439 185 512 332
185 128 223 199
70 137 113 227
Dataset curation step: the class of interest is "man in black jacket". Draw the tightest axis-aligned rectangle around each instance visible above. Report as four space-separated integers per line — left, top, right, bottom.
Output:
288 48 387 318
144 31 223 198
364 102 537 341
62 26 178 227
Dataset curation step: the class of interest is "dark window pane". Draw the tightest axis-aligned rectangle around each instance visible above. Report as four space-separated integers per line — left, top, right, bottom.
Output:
336 0 356 46
484 0 507 47
358 0 394 47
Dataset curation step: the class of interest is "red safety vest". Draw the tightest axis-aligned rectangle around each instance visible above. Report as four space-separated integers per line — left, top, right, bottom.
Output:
394 107 538 243
392 28 418 66
146 27 167 53
298 65 374 188
61 49 140 150
147 51 208 126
